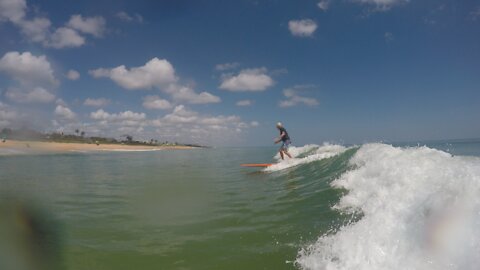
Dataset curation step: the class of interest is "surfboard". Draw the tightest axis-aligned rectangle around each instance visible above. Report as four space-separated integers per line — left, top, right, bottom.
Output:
241 163 274 168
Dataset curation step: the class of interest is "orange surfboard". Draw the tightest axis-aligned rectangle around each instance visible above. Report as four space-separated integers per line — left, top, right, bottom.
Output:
241 163 274 168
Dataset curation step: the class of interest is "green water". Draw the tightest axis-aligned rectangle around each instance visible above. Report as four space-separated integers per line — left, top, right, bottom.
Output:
0 147 354 270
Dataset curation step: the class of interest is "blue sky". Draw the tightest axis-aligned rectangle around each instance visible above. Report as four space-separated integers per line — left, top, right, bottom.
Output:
0 0 479 146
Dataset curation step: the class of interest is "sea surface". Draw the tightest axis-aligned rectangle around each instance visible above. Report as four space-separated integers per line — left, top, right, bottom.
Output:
1 140 480 270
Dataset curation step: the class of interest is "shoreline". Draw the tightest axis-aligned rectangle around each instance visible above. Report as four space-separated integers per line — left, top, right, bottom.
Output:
0 140 196 155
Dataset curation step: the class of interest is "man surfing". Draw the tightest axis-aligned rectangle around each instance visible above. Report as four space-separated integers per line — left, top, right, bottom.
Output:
274 122 292 160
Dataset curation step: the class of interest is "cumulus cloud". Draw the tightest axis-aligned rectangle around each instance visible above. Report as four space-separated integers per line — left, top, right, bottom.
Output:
384 32 394 42
115 11 143 23
215 62 240 71
53 105 252 146
84 98 109 107
55 105 76 120
279 86 319 108
0 0 106 48
318 0 330 11
0 0 26 23
149 105 251 143
288 19 317 37
0 51 58 103
353 0 409 11
0 102 18 127
165 84 221 104
67 14 106 37
469 6 480 21
47 27 85 48
86 109 149 137
155 105 248 136
142 95 172 110
6 87 55 104
17 18 88 49
161 105 198 124
89 58 177 90
0 51 58 87
219 68 274 92
236 100 252 106
18 17 51 42
90 109 146 122
90 58 220 104
66 69 80 80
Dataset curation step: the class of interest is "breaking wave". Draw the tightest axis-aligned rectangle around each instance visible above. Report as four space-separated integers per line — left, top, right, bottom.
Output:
295 143 480 270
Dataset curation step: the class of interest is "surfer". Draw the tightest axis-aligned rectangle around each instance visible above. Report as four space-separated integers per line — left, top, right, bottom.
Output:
274 122 292 160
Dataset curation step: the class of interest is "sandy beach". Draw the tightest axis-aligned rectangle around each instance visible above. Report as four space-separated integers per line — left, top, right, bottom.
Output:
0 140 195 155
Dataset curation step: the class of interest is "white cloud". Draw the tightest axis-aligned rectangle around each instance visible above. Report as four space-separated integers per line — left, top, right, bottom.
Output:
6 87 55 104
353 0 409 11
153 105 249 143
154 105 245 128
17 18 93 49
236 100 252 106
0 51 58 87
0 51 58 104
215 62 240 71
84 98 109 107
55 98 67 106
142 95 172 110
0 0 105 48
89 109 148 132
67 15 106 37
469 6 480 21
250 121 259 127
18 17 51 42
55 105 76 120
54 105 252 146
67 69 80 80
89 57 177 90
162 105 198 124
384 32 394 42
90 109 146 122
115 11 143 23
0 102 18 127
0 0 26 23
279 86 319 108
90 58 219 104
219 68 274 92
166 84 221 104
47 27 85 48
288 19 317 37
318 0 330 11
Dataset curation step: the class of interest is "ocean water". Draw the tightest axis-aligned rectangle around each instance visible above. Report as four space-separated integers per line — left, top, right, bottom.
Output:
1 140 480 270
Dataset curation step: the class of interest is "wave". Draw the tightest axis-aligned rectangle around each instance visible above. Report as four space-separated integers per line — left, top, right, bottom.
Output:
295 143 480 270
265 143 349 172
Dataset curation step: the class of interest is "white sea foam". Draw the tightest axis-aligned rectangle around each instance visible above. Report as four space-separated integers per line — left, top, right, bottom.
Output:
266 143 348 172
296 143 480 270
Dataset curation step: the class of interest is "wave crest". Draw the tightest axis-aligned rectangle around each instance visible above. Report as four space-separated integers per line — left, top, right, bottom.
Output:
266 143 349 172
297 143 480 270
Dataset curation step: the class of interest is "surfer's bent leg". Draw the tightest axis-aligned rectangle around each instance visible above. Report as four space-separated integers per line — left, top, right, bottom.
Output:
282 140 292 159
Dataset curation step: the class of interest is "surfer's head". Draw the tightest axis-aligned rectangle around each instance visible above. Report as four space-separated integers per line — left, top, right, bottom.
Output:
276 122 283 129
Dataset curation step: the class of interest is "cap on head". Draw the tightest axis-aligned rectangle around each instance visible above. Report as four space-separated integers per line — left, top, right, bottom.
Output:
276 122 283 128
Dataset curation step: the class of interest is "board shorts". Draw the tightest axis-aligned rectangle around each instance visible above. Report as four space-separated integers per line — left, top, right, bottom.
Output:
281 140 291 151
